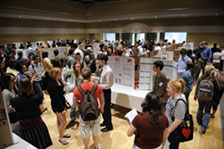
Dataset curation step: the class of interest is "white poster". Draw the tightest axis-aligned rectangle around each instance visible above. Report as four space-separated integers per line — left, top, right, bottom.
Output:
108 56 135 88
41 47 66 59
139 58 177 91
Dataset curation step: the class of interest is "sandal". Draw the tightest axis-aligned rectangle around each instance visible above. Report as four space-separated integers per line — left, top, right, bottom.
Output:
63 134 71 138
58 138 69 145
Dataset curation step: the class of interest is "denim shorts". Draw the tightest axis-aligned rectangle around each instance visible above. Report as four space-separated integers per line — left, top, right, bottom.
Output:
79 115 101 138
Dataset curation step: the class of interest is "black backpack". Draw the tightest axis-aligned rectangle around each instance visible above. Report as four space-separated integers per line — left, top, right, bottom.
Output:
78 83 99 121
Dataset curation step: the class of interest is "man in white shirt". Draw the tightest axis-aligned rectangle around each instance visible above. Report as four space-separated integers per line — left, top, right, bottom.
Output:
98 54 114 132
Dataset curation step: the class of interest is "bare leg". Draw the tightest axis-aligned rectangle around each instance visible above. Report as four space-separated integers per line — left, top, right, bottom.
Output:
93 135 99 149
83 137 89 149
56 112 66 139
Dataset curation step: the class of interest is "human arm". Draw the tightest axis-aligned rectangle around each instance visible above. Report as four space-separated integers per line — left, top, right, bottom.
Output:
73 96 80 106
207 48 212 63
127 124 137 137
162 128 168 148
167 118 183 137
99 92 104 114
100 71 114 89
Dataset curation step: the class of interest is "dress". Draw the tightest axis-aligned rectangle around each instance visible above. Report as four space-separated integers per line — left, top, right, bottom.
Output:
47 78 66 113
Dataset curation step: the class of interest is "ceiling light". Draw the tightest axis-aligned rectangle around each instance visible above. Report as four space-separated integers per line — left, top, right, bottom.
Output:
47 18 50 20
182 14 186 17
98 20 102 22
131 18 134 20
114 19 117 21
216 13 219 16
155 16 157 19
68 19 71 22
19 16 22 18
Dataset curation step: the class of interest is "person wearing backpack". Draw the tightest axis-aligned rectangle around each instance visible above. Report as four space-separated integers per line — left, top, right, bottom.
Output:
194 65 214 134
73 67 104 149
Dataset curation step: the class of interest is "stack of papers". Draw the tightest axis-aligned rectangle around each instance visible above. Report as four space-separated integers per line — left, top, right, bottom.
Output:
124 109 138 124
64 93 73 106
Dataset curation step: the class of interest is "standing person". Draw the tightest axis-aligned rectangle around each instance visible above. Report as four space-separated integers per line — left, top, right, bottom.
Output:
152 60 170 106
28 55 44 99
11 78 52 149
165 79 187 149
127 93 169 149
194 65 215 134
200 41 212 74
47 68 70 145
98 54 114 132
63 61 83 124
180 61 195 107
1 73 20 135
73 67 104 149
177 48 192 78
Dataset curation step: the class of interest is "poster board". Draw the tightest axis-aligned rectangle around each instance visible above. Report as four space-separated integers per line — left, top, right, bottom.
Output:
39 47 69 60
0 89 13 148
16 49 37 59
108 56 135 88
139 58 177 90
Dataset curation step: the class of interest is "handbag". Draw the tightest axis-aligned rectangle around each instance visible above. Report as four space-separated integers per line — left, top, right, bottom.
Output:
169 99 194 142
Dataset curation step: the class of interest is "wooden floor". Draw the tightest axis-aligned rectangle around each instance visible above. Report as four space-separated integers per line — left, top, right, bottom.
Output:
41 85 224 149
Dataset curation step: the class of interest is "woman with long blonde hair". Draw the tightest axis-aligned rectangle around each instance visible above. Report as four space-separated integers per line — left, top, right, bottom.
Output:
47 67 70 145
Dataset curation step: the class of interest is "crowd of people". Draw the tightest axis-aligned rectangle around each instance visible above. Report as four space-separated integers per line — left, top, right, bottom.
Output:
0 39 223 149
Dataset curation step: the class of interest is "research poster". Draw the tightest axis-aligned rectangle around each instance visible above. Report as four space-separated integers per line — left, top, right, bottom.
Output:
108 56 135 88
41 47 67 59
139 58 177 90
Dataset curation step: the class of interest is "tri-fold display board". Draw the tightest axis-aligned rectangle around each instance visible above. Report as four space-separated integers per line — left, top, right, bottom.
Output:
108 56 135 88
139 58 177 90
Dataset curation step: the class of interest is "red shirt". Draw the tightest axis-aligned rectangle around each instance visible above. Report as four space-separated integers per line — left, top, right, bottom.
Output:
73 82 103 106
132 113 169 149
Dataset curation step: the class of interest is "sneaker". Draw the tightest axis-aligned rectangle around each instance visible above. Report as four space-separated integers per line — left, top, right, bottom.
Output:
94 144 101 149
82 145 88 149
199 130 205 135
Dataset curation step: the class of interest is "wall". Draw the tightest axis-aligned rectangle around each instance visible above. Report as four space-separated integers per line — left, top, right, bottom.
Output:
187 33 224 48
0 34 88 44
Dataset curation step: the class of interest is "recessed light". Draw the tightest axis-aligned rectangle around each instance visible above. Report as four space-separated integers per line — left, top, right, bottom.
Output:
114 19 117 21
98 20 102 22
68 19 71 22
131 18 134 20
19 16 22 18
182 14 186 17
47 18 50 20
155 16 157 19
216 13 219 16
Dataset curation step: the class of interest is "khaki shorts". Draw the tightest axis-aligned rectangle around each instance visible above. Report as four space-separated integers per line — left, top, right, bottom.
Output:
79 115 101 138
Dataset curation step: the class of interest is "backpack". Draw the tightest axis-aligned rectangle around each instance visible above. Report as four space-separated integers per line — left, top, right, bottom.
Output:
78 83 99 121
197 80 214 101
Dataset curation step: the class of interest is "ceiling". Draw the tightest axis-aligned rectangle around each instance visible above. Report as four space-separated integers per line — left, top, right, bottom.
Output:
0 0 223 23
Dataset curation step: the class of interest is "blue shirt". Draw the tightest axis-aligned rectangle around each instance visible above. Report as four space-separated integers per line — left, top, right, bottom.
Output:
180 70 195 93
201 47 212 62
177 55 192 74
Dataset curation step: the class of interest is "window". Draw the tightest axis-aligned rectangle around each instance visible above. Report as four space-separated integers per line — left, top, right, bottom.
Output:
164 32 187 43
103 33 116 42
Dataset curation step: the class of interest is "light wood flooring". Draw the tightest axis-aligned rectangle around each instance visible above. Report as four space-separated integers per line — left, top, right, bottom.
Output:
41 84 224 149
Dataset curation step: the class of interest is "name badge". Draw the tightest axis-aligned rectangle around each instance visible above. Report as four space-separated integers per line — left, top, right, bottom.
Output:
159 82 163 87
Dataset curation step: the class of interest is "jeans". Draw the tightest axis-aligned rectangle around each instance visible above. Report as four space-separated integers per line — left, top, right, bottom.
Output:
33 81 43 100
70 105 76 121
196 99 212 132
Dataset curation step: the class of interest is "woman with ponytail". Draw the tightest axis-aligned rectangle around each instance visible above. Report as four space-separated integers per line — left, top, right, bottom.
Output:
165 79 187 149
127 93 169 149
